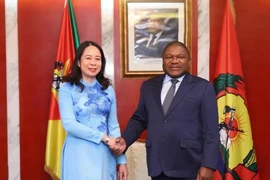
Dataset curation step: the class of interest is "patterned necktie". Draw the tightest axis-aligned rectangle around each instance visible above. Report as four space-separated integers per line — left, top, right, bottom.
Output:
163 79 179 115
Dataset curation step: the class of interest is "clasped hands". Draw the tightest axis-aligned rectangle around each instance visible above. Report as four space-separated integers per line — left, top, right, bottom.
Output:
104 136 126 156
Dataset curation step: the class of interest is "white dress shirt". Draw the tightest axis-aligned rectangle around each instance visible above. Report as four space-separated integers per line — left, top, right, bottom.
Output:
161 74 185 105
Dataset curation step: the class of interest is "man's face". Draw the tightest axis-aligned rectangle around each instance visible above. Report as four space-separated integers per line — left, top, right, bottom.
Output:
162 44 191 78
147 17 164 34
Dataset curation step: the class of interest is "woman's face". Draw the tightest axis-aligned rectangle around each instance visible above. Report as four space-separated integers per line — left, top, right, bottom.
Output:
78 45 102 82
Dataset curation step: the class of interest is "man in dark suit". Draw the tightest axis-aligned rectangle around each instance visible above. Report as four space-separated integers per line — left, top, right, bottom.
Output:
113 41 219 180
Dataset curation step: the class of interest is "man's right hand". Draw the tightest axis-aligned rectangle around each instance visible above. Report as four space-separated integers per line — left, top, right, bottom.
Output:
111 137 126 156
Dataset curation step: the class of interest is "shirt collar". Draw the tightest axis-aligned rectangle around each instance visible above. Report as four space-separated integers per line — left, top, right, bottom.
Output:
163 74 185 84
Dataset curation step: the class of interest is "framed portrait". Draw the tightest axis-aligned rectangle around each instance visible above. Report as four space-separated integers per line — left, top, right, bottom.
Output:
121 0 192 78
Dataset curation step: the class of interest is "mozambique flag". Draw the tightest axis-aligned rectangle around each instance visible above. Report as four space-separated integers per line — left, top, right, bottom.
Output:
44 0 80 179
213 0 259 179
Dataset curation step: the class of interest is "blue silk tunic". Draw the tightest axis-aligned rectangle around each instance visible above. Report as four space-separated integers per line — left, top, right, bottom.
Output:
58 79 126 180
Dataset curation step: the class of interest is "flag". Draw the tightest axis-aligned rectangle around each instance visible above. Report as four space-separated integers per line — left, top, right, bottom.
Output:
44 0 80 179
213 0 259 179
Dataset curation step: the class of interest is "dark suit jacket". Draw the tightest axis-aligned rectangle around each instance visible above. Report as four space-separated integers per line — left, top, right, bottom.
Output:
122 73 219 178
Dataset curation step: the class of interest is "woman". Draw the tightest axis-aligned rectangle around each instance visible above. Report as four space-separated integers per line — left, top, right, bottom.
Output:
58 41 128 180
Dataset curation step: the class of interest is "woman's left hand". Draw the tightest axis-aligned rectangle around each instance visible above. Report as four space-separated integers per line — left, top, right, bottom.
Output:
118 164 128 180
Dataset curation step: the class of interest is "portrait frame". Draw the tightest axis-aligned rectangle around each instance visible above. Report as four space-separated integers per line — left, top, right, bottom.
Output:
120 0 192 78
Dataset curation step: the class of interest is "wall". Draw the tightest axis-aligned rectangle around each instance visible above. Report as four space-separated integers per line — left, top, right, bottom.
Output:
0 0 8 179
7 0 266 179
210 0 270 179
18 0 101 179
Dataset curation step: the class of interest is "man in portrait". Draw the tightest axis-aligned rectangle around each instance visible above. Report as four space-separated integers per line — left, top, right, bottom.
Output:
134 9 179 59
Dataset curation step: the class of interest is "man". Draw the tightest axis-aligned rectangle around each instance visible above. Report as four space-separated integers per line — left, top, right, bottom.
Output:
135 15 178 59
114 41 219 180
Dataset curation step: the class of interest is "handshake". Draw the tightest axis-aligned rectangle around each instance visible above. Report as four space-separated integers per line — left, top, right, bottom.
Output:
102 135 127 156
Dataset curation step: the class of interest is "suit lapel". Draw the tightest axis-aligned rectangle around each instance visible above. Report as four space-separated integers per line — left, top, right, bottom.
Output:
165 73 194 117
152 75 165 117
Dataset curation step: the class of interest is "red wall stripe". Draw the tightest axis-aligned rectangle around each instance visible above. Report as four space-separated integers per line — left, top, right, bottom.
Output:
0 0 8 179
73 0 102 44
210 0 225 82
235 1 270 178
18 0 101 179
191 0 198 75
18 0 65 178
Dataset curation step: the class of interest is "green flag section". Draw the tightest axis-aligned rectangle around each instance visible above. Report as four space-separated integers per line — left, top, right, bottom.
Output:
213 0 259 179
44 0 80 179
